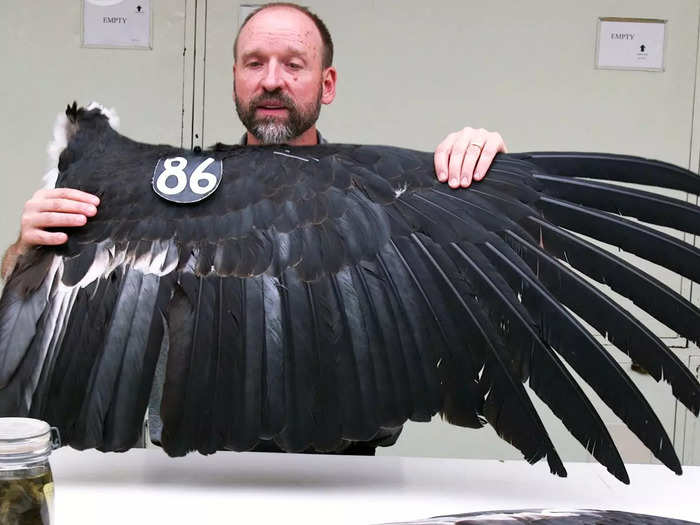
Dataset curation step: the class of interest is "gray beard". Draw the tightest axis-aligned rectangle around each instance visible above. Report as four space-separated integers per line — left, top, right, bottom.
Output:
251 118 295 145
234 83 322 145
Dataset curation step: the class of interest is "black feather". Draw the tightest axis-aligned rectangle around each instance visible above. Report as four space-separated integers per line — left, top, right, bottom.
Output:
70 268 145 449
351 261 412 426
0 253 55 389
448 241 628 483
261 273 285 438
537 196 700 283
520 151 700 195
232 275 265 450
532 173 700 235
525 216 700 347
159 279 194 455
399 232 566 476
331 269 379 441
1 104 699 484
504 228 700 416
38 274 120 444
482 238 681 474
274 269 317 451
102 273 173 451
306 275 345 451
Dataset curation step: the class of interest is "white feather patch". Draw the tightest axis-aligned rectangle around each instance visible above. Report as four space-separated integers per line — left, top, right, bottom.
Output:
44 111 72 188
43 102 120 189
394 183 408 198
42 168 59 190
86 101 120 130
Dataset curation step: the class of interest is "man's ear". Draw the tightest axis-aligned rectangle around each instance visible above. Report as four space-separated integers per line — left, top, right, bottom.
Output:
321 67 337 105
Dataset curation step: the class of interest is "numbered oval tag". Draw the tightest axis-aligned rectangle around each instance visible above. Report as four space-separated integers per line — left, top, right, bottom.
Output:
152 155 223 204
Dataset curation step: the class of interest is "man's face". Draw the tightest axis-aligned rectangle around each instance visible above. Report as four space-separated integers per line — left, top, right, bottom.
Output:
233 7 336 145
235 80 322 145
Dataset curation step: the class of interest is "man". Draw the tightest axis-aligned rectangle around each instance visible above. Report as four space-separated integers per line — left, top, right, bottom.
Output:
1 2 507 280
0 1 505 454
238 2 509 455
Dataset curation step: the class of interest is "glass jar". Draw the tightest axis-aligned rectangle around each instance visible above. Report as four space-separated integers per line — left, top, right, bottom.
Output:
0 418 60 525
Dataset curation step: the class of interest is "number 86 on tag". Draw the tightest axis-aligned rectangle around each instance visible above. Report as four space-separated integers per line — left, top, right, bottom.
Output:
152 156 223 204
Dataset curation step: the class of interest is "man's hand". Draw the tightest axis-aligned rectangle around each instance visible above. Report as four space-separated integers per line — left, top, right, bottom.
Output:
434 127 507 189
18 188 99 249
1 188 99 279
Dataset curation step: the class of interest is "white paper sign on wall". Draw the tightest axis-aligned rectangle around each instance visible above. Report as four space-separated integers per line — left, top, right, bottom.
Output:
596 17 666 71
83 0 152 49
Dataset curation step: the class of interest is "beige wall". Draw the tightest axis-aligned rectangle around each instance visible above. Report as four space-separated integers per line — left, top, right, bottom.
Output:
0 0 698 463
203 0 698 165
0 0 188 255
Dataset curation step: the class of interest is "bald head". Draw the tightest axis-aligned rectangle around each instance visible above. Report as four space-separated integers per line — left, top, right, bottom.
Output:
234 3 334 69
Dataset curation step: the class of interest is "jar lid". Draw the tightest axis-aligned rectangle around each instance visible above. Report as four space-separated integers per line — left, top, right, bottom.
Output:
0 418 59 461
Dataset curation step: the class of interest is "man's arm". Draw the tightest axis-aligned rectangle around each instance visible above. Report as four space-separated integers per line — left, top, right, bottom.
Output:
434 127 507 188
1 188 99 280
1 241 24 280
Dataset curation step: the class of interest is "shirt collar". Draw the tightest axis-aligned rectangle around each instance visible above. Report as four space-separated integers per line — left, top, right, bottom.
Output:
239 130 327 145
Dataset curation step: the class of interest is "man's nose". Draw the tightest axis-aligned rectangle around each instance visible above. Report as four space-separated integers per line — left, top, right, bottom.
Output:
261 62 284 91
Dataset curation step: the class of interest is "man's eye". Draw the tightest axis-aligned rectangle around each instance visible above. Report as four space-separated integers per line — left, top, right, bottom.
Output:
247 61 262 68
288 62 303 70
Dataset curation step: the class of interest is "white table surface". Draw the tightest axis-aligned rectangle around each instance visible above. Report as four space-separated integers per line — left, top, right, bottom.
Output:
50 447 700 524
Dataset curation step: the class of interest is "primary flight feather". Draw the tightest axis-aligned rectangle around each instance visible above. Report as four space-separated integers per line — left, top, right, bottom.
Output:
0 103 699 484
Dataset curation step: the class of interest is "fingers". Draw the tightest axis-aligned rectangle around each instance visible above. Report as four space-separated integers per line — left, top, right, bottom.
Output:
37 198 98 216
444 130 473 188
46 188 100 206
19 188 100 249
29 188 99 209
473 132 507 182
458 129 488 188
21 229 69 247
23 212 88 230
433 127 508 189
434 133 455 183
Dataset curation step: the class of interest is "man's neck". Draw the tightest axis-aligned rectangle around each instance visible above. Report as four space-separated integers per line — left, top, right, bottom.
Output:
245 126 319 146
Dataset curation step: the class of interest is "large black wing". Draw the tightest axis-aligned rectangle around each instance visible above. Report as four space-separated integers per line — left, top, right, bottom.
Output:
0 104 698 484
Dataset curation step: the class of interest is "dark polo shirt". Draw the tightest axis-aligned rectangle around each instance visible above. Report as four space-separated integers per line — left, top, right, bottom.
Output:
239 130 328 145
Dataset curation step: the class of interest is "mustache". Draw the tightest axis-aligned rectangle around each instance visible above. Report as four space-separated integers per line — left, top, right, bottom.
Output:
251 91 295 109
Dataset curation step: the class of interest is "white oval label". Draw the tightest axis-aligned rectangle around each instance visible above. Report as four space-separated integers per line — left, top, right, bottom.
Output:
152 155 222 203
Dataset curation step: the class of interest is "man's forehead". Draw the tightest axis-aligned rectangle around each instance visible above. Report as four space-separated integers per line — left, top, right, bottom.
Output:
238 7 322 55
